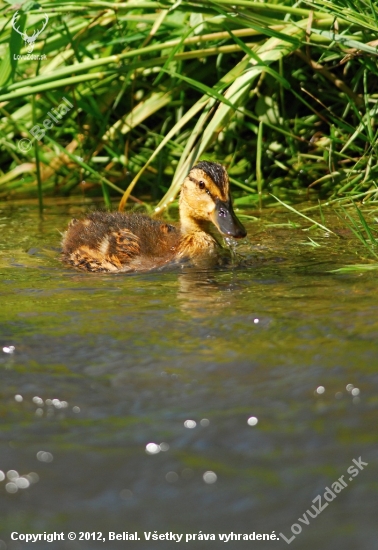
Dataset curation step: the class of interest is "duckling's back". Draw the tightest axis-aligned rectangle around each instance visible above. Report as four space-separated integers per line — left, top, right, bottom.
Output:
62 211 180 272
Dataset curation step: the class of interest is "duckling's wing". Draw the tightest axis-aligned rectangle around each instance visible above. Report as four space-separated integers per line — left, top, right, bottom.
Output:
105 228 141 266
62 225 141 273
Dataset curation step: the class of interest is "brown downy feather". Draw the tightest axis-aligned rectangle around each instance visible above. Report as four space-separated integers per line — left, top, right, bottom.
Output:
62 212 180 272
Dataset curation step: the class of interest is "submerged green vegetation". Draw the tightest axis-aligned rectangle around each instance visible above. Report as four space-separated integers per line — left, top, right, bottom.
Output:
0 0 378 210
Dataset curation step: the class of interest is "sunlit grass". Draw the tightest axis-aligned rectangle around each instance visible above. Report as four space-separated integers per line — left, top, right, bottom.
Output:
0 0 377 222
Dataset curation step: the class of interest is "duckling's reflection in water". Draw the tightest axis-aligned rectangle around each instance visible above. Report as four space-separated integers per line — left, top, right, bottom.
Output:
176 236 270 317
176 268 244 318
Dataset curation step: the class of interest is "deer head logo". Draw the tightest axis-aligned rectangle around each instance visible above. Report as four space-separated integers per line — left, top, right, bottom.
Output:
11 11 49 54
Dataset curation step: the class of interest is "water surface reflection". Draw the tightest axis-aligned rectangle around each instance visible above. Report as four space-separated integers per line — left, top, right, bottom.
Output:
0 201 377 550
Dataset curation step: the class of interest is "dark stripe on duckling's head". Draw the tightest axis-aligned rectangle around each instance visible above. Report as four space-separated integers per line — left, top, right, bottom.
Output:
192 161 228 195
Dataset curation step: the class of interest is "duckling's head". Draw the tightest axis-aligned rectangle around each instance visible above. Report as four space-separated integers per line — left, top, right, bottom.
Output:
179 161 247 238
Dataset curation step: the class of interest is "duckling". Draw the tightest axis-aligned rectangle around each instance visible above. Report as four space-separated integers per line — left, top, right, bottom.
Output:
62 161 246 272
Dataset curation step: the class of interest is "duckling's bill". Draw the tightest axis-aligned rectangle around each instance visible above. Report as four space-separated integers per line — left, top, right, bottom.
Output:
212 198 246 239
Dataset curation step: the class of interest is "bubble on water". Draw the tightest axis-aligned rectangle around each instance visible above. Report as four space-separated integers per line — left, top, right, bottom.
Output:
5 482 18 493
165 471 179 483
14 395 23 402
0 471 5 482
52 399 62 409
253 318 259 324
35 408 43 417
6 470 19 481
353 396 361 405
45 399 52 405
247 416 258 426
203 471 217 484
346 384 354 392
335 392 343 399
145 443 160 455
36 451 53 463
159 442 169 452
200 418 210 427
2 346 15 354
184 420 196 429
72 406 80 413
316 386 325 394
351 388 360 396
60 401 68 408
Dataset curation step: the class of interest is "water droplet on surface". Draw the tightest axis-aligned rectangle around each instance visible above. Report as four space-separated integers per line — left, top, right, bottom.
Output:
145 443 160 455
5 482 18 493
203 471 217 484
32 396 43 405
15 477 30 489
184 420 196 429
25 472 39 484
165 471 179 483
36 451 53 463
120 489 133 499
247 416 258 426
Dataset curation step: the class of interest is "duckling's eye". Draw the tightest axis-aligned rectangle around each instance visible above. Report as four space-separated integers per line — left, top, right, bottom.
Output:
198 180 205 190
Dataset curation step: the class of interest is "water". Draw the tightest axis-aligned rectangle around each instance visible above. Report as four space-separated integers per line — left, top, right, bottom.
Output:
0 200 377 550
